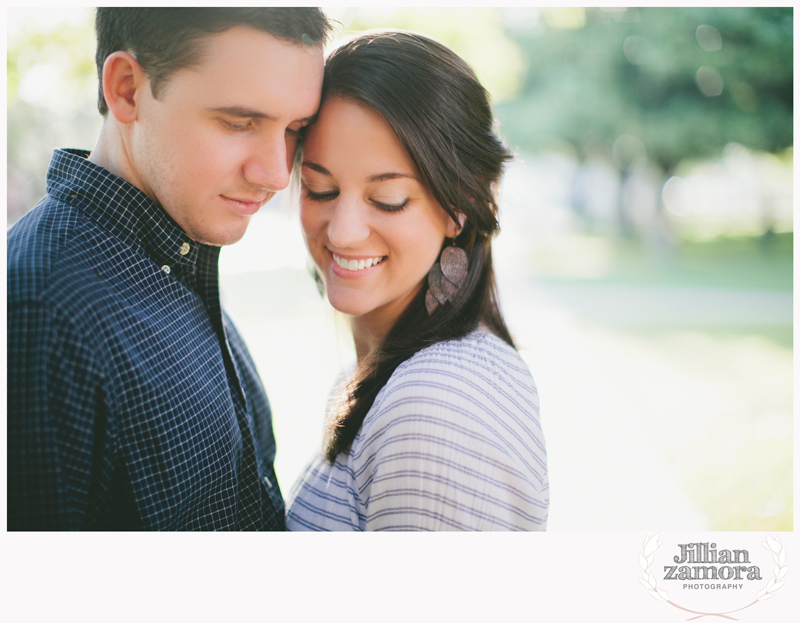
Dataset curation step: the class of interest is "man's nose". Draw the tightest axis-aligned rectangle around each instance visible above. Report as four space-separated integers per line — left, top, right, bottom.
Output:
244 132 292 192
326 198 370 249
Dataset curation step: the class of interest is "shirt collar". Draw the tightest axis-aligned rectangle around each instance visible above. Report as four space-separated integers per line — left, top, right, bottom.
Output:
46 148 201 275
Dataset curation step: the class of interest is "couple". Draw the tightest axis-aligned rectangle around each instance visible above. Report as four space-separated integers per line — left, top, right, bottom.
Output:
8 8 549 531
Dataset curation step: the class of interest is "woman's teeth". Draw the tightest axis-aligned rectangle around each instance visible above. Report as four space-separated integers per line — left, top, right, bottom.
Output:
333 253 384 271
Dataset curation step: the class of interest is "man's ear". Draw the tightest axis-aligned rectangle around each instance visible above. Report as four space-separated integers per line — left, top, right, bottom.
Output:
101 51 147 124
446 212 467 238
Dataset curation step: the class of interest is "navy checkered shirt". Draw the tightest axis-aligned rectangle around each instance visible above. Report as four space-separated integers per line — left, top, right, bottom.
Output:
7 149 284 530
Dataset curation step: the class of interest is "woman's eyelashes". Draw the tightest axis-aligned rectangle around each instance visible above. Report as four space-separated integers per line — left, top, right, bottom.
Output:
372 198 408 212
302 185 409 213
303 187 339 202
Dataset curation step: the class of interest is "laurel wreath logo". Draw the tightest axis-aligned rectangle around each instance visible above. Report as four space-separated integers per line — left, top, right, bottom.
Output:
638 533 788 620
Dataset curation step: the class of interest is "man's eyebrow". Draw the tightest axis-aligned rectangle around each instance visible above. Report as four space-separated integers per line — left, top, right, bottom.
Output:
210 106 317 125
210 106 274 119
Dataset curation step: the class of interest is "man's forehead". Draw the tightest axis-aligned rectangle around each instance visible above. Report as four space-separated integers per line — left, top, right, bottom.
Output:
156 26 324 115
190 24 323 64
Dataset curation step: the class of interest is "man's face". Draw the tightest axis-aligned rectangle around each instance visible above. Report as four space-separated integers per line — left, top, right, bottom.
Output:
129 26 324 246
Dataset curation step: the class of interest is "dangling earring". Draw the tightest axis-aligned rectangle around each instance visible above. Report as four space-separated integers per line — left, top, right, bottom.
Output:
425 238 469 315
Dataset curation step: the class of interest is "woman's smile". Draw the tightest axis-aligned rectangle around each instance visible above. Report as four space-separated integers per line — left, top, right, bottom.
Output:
329 250 386 276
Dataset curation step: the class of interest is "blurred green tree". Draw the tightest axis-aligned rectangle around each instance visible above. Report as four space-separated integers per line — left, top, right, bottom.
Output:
335 7 527 104
498 7 793 174
7 9 99 223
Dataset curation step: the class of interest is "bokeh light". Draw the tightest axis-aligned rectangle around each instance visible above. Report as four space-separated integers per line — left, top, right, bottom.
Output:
696 66 725 97
696 24 723 51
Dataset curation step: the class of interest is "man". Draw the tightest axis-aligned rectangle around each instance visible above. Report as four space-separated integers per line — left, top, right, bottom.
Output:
7 8 329 530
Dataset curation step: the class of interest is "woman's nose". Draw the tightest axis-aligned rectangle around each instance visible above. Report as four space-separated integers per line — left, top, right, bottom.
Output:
326 199 370 248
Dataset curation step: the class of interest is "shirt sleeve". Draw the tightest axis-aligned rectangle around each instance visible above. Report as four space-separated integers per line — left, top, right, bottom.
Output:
359 352 548 531
7 301 106 530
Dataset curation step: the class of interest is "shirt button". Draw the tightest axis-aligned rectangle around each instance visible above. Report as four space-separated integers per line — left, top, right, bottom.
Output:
179 242 191 256
161 265 171 274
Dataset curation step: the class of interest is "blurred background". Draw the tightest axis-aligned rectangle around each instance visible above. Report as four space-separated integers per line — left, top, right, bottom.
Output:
7 7 793 531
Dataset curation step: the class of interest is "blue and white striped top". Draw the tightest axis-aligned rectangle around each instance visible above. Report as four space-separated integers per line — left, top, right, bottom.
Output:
286 330 548 531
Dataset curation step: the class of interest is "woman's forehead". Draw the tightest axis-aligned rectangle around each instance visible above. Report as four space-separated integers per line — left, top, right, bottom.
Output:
303 97 419 181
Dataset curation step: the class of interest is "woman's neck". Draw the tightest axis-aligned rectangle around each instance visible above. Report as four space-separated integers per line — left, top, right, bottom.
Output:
350 316 386 363
348 286 421 363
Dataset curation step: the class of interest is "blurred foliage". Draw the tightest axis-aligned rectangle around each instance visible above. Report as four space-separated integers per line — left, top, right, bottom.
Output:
530 232 793 291
7 9 101 222
497 7 793 173
8 11 97 106
328 7 526 103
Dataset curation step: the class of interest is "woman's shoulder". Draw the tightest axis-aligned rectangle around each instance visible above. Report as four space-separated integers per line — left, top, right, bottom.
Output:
394 329 536 394
364 329 540 435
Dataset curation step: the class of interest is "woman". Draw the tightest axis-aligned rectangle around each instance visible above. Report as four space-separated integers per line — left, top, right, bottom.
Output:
286 31 548 531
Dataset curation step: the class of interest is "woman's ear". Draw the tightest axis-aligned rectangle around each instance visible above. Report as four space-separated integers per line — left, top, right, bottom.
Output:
446 212 467 238
101 51 147 124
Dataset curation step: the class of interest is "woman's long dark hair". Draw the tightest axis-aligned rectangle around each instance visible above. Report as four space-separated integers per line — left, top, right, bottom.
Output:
316 32 515 461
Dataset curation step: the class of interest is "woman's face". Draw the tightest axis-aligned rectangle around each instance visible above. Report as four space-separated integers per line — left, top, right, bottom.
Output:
300 97 457 330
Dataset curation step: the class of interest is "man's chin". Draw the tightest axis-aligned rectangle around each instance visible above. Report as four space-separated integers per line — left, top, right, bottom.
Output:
187 223 250 247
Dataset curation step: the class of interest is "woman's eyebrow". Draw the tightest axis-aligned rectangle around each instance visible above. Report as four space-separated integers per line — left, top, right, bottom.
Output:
301 162 418 183
368 172 417 182
302 161 331 175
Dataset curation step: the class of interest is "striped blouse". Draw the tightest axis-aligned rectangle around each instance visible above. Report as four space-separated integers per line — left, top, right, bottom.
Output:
286 330 549 531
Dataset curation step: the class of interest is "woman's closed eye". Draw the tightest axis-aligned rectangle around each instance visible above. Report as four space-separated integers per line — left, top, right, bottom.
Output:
303 186 339 202
303 185 409 213
372 198 408 213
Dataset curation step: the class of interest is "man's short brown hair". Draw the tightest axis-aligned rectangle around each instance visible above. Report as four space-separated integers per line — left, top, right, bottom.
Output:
94 7 331 116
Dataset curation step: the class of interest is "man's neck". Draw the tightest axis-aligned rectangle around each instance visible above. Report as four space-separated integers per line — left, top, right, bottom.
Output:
88 120 148 198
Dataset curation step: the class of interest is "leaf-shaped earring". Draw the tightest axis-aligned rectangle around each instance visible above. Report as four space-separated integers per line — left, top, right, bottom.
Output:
441 246 468 287
440 244 468 298
426 262 446 315
428 262 447 305
425 289 440 315
425 242 469 315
